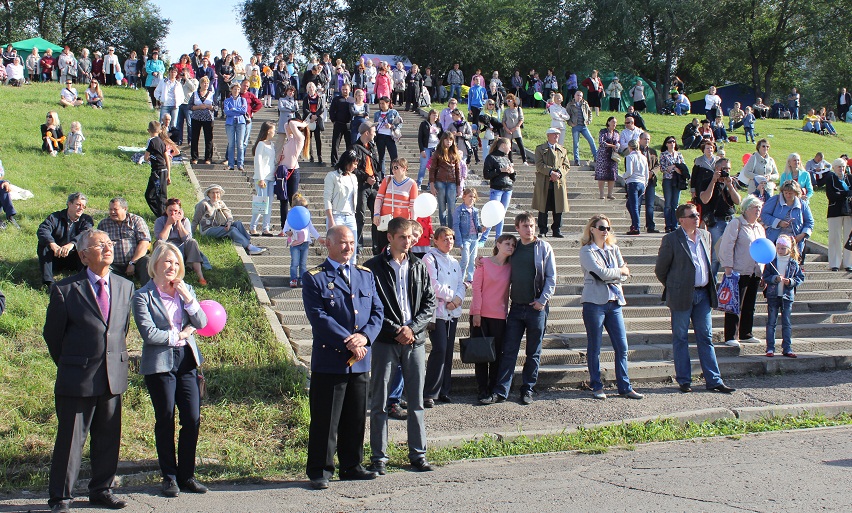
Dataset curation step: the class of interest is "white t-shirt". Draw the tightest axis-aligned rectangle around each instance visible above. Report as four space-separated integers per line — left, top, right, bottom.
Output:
704 94 721 111
60 86 79 102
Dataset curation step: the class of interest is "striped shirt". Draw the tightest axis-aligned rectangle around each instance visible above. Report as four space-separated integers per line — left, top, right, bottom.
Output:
374 176 418 219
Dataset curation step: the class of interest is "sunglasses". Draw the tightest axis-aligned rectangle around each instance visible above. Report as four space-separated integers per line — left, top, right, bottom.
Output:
680 213 700 219
596 226 611 232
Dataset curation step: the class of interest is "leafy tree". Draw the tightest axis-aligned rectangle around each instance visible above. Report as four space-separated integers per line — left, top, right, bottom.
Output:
239 0 344 59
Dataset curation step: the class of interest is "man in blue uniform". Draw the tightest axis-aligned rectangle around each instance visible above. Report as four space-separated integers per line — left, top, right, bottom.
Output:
302 225 384 490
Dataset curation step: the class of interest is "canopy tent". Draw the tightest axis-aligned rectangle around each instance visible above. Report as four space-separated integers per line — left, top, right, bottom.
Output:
360 54 412 70
688 83 757 117
8 37 64 54
599 72 659 114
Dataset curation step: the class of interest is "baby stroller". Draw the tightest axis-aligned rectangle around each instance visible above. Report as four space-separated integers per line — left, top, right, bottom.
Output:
660 97 676 116
419 87 431 108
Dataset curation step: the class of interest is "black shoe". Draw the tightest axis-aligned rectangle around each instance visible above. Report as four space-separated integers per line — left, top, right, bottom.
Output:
494 394 506 403
411 458 434 472
50 503 71 513
679 383 693 393
310 478 329 490
626 229 641 235
423 398 434 408
339 468 378 480
538 233 547 238
89 491 128 509
479 393 497 405
388 403 408 420
7 216 20 229
438 395 453 403
179 478 208 493
646 228 660 233
831 267 840 271
551 232 565 238
845 267 852 272
710 384 736 394
162 478 179 497
399 399 408 409
520 391 533 405
367 461 387 475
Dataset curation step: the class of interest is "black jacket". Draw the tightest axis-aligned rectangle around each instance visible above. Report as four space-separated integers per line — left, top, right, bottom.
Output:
417 120 443 152
483 149 516 191
364 250 436 346
353 137 381 188
825 171 852 218
302 94 325 131
37 210 95 253
329 95 353 124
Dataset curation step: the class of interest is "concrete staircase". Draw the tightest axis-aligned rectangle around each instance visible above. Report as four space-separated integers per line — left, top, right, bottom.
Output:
190 104 852 392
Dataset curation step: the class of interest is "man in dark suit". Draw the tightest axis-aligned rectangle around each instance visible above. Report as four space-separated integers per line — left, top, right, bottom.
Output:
655 203 736 395
838 88 851 123
302 225 384 490
37 192 94 287
44 229 135 512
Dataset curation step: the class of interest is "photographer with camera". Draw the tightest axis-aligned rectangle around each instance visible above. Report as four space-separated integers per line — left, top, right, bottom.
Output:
697 158 741 275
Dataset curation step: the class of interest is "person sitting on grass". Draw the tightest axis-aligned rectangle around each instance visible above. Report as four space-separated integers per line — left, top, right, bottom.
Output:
0 160 21 230
41 111 65 156
154 198 208 286
64 121 85 154
192 184 268 256
59 79 84 107
85 79 104 109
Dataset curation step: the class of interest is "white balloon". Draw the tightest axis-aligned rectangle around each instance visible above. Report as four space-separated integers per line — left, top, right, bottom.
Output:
480 200 506 227
413 193 438 218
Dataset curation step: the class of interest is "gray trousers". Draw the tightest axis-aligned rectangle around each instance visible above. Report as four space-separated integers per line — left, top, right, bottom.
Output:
370 342 427 463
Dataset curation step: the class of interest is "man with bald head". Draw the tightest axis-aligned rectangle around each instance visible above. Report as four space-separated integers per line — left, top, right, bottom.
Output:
302 225 384 490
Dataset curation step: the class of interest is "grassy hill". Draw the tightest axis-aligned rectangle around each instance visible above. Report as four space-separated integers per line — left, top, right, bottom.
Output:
436 101 852 245
0 84 308 489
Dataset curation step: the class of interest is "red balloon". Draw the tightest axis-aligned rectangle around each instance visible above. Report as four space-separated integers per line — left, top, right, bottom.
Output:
742 153 751 165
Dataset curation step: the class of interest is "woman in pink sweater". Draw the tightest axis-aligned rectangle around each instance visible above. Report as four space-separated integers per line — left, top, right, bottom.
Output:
374 64 392 104
470 234 516 404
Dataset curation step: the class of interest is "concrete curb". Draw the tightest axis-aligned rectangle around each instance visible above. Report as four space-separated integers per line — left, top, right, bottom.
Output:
427 401 852 448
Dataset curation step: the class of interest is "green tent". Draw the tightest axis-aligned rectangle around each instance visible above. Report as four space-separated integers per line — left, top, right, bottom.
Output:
9 37 64 54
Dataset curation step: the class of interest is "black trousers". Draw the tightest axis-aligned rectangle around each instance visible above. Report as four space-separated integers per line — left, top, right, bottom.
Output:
309 129 323 161
392 90 405 106
609 97 620 111
191 120 213 162
375 134 398 173
510 136 527 163
472 317 507 396
306 371 368 480
49 393 122 506
145 168 169 217
278 169 301 229
110 257 151 286
840 104 850 122
538 185 563 235
144 346 201 483
330 121 351 165
38 246 83 285
724 274 761 341
356 185 380 253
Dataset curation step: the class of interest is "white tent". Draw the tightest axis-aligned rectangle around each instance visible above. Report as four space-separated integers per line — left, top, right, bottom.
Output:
360 54 412 70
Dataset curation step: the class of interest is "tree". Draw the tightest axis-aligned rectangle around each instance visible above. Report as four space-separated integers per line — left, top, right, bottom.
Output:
239 0 344 59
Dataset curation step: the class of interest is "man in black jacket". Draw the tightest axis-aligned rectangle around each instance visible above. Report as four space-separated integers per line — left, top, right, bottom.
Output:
838 88 851 123
681 118 702 149
364 217 436 475
329 84 353 167
353 122 383 254
37 193 94 288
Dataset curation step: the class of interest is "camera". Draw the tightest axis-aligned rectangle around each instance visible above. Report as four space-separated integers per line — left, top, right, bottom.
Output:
720 170 729 178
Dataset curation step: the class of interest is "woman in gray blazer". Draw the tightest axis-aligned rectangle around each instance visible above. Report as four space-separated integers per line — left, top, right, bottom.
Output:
579 215 643 400
133 242 208 498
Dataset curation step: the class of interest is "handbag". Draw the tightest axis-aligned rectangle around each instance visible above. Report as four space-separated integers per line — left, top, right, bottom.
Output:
844 229 852 252
377 213 393 231
459 336 496 363
197 366 208 400
842 197 852 217
252 194 270 218
716 271 741 314
610 151 622 163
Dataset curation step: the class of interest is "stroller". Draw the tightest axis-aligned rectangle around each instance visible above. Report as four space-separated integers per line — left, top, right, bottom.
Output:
660 97 676 116
419 87 431 108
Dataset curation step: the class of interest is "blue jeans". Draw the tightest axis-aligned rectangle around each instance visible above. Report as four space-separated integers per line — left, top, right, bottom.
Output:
644 185 656 230
243 119 253 149
674 103 690 115
582 301 632 394
332 213 357 265
434 181 457 228
626 182 645 231
176 103 192 144
571 125 598 163
159 105 178 128
766 297 793 354
494 303 548 398
481 189 512 240
417 147 434 186
708 218 728 275
803 121 820 132
744 127 755 143
459 237 478 282
662 178 680 231
225 123 246 168
203 221 252 248
670 288 723 388
289 242 309 281
450 84 461 100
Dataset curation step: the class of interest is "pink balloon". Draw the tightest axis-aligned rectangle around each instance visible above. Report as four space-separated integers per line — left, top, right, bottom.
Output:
742 153 750 165
196 300 227 337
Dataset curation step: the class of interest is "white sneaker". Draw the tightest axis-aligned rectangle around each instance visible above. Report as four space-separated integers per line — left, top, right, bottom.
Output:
247 246 268 256
725 340 741 347
740 337 762 344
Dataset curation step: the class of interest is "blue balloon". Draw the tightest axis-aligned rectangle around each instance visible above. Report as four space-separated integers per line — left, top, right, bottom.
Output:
288 206 311 231
749 238 776 264
114 71 124 82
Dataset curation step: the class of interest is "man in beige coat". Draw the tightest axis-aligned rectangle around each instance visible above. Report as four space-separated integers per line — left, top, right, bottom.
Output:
533 128 570 237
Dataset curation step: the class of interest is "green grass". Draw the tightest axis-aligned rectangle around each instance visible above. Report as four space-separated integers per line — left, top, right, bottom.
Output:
438 102 852 245
0 84 308 490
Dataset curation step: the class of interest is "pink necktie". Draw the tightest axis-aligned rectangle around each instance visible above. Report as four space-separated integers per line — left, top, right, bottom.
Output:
97 279 110 321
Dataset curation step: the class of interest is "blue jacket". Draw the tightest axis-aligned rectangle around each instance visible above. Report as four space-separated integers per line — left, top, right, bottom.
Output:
224 95 248 125
760 194 814 253
302 259 383 373
468 85 487 109
762 256 805 301
452 204 482 240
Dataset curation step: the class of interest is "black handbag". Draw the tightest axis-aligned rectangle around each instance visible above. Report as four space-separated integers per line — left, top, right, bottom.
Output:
845 229 852 252
459 336 496 363
842 198 852 217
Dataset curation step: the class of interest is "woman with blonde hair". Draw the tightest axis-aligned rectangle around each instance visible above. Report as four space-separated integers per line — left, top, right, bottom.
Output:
778 153 814 200
579 214 642 400
41 111 65 155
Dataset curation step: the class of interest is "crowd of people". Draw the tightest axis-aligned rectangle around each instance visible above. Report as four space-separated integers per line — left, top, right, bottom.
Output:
8 41 852 509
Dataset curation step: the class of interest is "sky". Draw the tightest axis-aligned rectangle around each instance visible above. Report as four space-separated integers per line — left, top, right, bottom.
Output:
150 0 251 61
